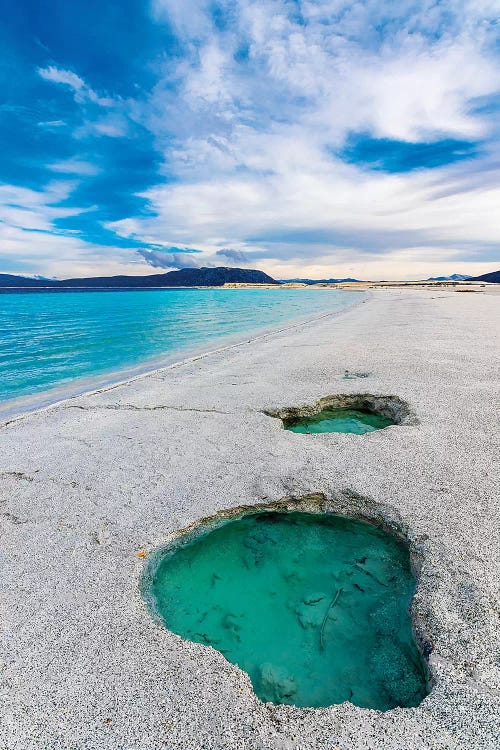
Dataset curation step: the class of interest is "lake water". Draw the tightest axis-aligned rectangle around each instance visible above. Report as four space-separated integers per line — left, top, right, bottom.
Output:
0 288 362 414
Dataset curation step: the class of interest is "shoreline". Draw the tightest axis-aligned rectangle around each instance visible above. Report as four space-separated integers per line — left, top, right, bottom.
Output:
1 287 498 749
0 289 367 423
0 279 493 292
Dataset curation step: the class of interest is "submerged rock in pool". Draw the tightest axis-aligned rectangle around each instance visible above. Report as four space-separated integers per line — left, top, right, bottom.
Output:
144 511 428 710
257 663 297 703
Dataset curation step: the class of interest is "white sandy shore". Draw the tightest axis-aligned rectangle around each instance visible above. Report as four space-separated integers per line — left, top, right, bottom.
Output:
1 288 499 749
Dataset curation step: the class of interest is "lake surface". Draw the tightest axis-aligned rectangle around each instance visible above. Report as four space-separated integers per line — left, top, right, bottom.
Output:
0 288 362 413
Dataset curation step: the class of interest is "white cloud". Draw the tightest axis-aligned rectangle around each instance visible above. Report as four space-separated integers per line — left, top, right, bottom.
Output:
37 65 115 107
48 159 101 176
0 182 153 278
137 248 204 269
342 43 498 142
37 66 128 139
215 247 248 264
0 181 82 231
151 0 213 38
144 1 500 147
76 113 129 138
109 152 500 254
11 3 499 279
0 220 154 278
38 65 85 91
116 0 500 277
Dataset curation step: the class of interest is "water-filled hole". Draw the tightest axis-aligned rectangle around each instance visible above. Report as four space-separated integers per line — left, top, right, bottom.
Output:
143 510 428 710
283 407 393 434
266 394 413 435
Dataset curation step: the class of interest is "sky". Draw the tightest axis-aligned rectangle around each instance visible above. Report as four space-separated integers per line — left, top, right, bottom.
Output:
1 0 499 280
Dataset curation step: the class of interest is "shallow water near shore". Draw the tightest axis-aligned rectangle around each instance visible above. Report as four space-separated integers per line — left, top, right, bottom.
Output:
0 288 361 411
147 511 428 710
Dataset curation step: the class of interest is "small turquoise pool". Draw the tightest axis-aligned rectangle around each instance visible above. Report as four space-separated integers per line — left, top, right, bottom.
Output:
283 407 394 435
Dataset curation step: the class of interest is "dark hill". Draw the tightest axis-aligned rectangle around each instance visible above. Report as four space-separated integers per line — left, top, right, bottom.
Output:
469 270 500 283
0 267 277 289
0 274 59 288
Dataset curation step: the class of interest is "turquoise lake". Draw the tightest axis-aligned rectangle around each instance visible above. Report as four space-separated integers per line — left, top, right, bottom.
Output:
0 288 362 412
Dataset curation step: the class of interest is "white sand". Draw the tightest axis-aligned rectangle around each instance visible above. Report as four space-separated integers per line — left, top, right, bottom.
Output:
1 288 499 749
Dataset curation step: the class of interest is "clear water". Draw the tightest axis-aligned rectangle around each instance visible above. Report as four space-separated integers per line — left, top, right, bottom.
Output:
0 288 361 410
284 408 394 435
147 511 428 710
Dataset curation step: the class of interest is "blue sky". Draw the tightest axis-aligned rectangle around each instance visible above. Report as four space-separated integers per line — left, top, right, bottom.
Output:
1 0 499 279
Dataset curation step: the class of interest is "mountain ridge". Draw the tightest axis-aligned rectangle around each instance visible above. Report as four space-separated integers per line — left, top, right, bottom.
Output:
0 267 277 288
469 270 500 283
426 274 472 281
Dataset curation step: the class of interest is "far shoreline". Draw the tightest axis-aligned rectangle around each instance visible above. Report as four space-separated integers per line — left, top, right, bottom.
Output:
0 279 493 293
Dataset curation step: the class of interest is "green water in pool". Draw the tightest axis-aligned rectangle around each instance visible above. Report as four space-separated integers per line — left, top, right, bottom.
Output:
284 408 394 434
146 511 428 709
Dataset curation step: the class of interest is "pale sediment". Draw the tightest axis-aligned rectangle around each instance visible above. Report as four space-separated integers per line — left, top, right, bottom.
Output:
0 289 499 749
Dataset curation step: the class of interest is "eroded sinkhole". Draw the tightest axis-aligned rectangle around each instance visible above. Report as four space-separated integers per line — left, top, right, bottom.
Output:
143 510 428 710
267 394 412 435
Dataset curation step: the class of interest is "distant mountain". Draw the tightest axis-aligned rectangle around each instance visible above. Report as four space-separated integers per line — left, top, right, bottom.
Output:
0 273 59 288
279 277 361 284
469 270 500 283
427 274 472 281
0 267 277 289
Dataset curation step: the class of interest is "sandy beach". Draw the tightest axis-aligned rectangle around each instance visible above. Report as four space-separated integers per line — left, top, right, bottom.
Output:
1 288 499 749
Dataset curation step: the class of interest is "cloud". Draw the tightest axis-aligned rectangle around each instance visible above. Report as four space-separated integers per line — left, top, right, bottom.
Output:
2 2 499 279
48 159 101 176
137 245 250 270
0 181 84 231
147 1 499 143
151 0 213 39
137 247 203 269
112 145 500 266
37 65 114 107
38 66 85 92
111 0 499 278
215 247 248 264
36 65 128 144
76 114 129 138
0 181 154 278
